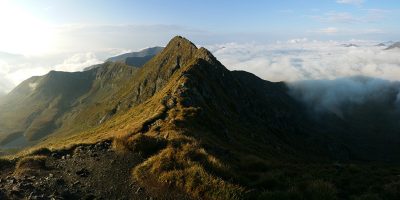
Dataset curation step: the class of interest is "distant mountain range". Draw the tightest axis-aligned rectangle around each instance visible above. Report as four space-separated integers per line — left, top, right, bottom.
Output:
340 41 400 48
84 47 164 71
341 43 359 47
1 36 400 199
385 42 400 50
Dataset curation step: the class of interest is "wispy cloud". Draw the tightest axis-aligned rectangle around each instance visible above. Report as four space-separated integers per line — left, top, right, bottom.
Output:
311 11 365 24
312 9 389 24
321 12 360 23
336 0 364 6
318 27 339 34
311 27 384 35
364 9 390 23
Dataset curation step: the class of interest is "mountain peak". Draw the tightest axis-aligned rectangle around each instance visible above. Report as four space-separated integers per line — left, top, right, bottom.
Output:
167 36 196 48
162 36 199 55
157 36 219 67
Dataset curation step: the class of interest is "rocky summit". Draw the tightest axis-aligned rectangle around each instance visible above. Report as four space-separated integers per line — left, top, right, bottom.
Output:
2 36 400 200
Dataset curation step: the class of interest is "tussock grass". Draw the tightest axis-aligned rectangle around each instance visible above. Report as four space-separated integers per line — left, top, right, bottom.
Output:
113 133 167 157
131 138 245 200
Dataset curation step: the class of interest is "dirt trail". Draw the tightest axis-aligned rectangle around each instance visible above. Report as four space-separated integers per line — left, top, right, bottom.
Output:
0 141 154 200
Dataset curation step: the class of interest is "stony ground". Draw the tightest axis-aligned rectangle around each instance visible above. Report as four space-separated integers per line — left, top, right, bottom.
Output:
0 141 156 200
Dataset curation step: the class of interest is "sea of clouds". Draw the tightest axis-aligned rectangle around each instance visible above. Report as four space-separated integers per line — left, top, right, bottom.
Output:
207 39 400 82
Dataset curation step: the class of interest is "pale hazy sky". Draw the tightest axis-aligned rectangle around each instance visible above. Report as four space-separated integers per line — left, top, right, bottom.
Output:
0 0 399 94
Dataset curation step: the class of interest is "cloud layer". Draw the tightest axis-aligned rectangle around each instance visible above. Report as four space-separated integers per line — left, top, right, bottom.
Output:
288 76 400 115
207 40 400 83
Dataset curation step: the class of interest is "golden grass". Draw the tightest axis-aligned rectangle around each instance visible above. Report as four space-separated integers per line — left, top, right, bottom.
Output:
132 138 245 200
113 133 167 157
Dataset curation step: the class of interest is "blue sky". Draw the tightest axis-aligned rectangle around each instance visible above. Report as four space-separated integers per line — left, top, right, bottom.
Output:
0 0 399 55
9 0 400 42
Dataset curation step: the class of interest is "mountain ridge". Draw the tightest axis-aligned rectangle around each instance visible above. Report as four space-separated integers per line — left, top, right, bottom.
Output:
83 46 164 71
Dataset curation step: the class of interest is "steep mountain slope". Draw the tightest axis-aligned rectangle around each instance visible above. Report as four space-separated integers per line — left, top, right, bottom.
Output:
0 71 95 142
0 62 139 148
2 36 400 199
308 98 400 162
289 77 400 162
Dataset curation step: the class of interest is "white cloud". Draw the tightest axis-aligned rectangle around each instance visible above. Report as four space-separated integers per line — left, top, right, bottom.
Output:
336 0 364 5
206 40 400 83
28 82 38 91
53 53 102 72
